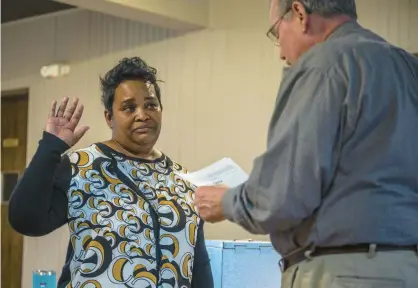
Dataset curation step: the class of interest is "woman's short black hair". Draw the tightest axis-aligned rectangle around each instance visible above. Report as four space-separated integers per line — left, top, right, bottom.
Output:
100 57 162 116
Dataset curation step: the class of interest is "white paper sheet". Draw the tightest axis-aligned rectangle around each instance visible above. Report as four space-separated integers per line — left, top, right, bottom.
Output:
175 157 248 188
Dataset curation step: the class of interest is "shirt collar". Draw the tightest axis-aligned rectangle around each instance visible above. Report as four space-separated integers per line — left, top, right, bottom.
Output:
326 20 362 41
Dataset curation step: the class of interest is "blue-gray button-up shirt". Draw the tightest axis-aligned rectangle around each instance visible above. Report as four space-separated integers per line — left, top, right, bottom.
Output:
222 21 418 256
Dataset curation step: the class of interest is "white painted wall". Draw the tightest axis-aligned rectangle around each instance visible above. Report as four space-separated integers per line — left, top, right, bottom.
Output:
1 0 417 286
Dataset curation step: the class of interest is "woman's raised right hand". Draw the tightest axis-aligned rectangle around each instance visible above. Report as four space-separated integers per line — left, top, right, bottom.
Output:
45 97 89 147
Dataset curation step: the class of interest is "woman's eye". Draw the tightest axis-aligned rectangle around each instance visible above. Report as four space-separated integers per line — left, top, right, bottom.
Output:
146 103 158 109
124 105 135 112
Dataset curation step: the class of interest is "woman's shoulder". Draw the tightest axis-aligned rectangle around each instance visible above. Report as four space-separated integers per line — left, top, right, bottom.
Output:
163 154 189 173
65 143 107 164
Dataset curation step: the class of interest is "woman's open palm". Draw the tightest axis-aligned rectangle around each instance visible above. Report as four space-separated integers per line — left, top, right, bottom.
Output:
46 97 89 147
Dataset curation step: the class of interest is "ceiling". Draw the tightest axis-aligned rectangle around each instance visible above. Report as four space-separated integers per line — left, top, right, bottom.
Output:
1 0 76 23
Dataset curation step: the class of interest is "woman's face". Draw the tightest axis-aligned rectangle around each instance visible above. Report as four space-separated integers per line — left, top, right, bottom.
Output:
106 80 162 151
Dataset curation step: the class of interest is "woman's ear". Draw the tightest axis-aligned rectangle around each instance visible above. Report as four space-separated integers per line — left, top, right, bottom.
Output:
104 110 112 129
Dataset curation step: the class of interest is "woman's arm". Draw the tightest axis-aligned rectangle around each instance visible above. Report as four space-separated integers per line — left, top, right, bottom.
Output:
8 132 72 236
191 222 214 288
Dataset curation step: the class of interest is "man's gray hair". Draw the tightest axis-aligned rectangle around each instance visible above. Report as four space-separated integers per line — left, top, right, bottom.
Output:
278 0 357 19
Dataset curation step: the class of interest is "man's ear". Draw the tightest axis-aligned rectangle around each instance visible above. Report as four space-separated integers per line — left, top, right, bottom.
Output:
104 110 112 129
292 1 309 31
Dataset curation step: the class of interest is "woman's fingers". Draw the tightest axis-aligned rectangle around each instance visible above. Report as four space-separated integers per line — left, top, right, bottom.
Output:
73 126 90 144
56 97 69 118
63 98 79 121
50 97 85 134
49 100 57 118
67 103 84 131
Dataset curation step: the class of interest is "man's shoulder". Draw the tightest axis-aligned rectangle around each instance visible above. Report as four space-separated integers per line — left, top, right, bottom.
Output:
295 27 392 74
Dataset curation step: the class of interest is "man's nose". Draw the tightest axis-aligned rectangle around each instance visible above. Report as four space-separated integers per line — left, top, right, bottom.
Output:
279 49 286 61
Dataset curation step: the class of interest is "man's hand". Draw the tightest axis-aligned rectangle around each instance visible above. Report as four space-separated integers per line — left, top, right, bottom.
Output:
195 185 228 223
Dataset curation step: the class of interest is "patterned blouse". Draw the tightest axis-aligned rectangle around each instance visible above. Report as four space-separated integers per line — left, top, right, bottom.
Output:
8 132 213 288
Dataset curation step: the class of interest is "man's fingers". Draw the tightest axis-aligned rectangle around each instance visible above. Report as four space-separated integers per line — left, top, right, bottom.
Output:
63 98 79 121
56 97 69 117
194 196 201 205
215 184 229 188
196 187 211 198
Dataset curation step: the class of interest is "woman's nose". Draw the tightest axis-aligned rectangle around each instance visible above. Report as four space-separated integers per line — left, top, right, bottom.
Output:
134 107 150 121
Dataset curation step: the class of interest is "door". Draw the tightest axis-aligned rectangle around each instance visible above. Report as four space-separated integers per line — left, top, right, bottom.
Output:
1 92 28 288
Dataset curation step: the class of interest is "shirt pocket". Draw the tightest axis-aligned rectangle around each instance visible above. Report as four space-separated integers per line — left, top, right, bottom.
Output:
331 276 404 288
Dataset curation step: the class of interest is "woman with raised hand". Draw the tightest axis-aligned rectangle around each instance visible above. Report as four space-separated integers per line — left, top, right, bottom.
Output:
9 57 213 288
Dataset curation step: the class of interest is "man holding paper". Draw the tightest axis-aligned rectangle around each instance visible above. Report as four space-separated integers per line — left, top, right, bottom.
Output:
195 0 418 287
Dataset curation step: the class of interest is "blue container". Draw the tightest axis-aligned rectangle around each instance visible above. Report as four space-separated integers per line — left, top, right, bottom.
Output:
32 270 56 288
206 240 282 288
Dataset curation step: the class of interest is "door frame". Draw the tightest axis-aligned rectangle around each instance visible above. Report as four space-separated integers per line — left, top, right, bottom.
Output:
1 171 21 204
1 87 29 288
1 88 29 98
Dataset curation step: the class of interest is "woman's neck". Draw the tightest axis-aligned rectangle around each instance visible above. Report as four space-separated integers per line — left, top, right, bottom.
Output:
103 139 161 160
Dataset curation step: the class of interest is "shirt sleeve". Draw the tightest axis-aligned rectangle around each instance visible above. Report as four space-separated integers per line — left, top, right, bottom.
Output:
192 222 214 288
8 131 72 237
222 69 346 235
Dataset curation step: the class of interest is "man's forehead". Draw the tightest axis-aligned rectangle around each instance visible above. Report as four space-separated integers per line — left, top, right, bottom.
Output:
269 0 281 20
272 0 292 17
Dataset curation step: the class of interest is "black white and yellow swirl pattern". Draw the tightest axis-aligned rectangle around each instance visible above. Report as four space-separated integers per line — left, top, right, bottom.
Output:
65 144 200 287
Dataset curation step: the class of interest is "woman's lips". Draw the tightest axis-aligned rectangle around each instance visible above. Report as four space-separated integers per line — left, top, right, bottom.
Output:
133 126 153 133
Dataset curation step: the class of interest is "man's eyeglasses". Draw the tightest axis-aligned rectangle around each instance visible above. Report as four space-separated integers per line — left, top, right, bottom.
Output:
266 18 282 46
266 8 292 47
266 5 312 46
